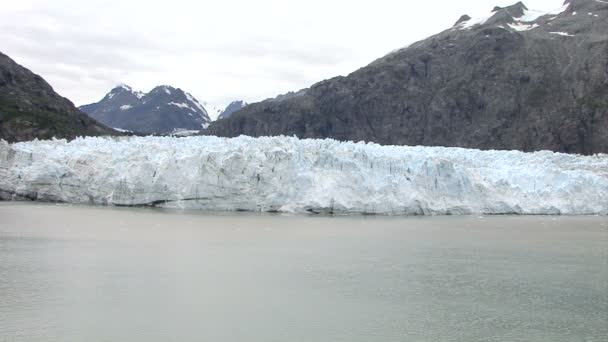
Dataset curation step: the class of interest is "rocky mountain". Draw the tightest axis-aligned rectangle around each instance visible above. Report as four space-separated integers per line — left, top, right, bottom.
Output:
80 85 211 134
0 52 116 142
206 0 608 155
218 100 248 120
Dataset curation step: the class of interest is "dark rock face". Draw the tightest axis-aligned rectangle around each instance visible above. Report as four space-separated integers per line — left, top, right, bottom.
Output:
218 100 248 120
80 85 211 134
455 15 472 26
0 52 117 142
207 0 608 155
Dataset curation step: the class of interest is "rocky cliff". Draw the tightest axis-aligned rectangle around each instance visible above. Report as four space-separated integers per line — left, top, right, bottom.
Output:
206 0 608 154
0 52 116 142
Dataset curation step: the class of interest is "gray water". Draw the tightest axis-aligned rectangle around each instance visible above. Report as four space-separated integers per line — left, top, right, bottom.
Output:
0 203 606 342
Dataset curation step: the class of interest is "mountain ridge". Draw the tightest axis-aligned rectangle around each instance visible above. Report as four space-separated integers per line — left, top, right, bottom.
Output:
206 0 608 155
0 51 117 142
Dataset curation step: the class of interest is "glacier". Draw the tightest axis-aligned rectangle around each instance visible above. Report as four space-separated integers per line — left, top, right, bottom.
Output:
0 136 607 215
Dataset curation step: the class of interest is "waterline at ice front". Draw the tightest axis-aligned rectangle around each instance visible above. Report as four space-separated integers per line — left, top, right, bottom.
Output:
1 136 606 215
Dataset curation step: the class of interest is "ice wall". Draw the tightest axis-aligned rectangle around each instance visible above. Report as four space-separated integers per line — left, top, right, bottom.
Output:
1 136 606 215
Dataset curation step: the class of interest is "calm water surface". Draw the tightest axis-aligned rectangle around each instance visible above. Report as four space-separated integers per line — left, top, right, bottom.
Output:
0 202 607 342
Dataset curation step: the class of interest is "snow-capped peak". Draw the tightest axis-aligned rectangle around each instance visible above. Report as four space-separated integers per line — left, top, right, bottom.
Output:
119 84 131 91
151 85 176 95
81 84 213 134
109 84 144 99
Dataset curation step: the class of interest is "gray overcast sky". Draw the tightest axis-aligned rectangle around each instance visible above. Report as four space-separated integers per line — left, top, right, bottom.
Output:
1 0 565 117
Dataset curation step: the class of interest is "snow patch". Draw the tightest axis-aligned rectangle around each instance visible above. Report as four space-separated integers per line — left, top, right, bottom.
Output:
550 31 575 37
120 105 132 111
184 92 210 120
110 84 144 99
457 13 492 29
508 23 540 31
1 136 606 216
518 9 551 22
457 3 570 31
112 127 133 133
516 3 570 22
169 102 194 110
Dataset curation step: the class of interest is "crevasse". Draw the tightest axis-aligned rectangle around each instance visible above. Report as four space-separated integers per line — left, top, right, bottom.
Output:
1 136 606 215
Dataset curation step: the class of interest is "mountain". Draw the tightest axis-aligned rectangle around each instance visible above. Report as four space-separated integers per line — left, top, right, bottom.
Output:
0 52 117 142
206 0 608 155
218 100 248 120
80 85 211 134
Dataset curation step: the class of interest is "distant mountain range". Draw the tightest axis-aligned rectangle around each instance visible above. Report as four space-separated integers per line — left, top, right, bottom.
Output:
0 51 117 142
79 85 211 134
80 86 247 134
207 0 608 155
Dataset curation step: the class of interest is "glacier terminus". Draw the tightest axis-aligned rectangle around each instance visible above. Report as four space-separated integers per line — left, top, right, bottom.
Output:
1 136 606 215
